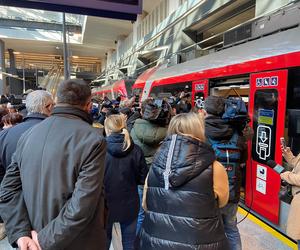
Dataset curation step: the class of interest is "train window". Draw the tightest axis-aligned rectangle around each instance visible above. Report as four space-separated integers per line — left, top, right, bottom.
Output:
252 89 278 164
133 88 142 96
125 80 135 96
150 82 192 99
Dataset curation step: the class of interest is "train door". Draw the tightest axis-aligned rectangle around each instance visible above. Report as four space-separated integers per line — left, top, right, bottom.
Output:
246 70 288 225
191 79 209 109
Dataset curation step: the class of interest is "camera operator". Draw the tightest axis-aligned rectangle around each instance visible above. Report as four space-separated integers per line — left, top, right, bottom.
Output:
281 146 300 248
131 98 171 236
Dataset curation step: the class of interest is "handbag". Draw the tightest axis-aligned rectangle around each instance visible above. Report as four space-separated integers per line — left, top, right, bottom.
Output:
279 183 293 204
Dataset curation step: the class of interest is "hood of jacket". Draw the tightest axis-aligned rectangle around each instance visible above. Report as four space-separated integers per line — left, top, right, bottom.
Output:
156 135 216 188
205 115 234 140
132 118 167 146
106 133 133 157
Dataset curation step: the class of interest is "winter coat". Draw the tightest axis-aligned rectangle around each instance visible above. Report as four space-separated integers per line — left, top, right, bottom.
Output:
280 153 300 240
0 106 107 250
140 135 229 250
205 115 247 202
131 118 167 167
104 133 148 224
0 113 47 183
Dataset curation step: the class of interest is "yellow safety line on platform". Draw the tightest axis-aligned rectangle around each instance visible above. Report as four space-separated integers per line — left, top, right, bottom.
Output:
238 207 297 249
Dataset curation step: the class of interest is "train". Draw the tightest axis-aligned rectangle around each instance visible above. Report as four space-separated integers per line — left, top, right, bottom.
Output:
93 25 300 237
92 79 135 100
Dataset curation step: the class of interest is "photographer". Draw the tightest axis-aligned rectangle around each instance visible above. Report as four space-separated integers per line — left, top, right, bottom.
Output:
119 97 141 132
281 146 300 248
131 98 171 235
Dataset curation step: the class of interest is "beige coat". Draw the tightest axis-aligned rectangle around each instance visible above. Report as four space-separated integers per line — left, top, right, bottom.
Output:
281 153 300 240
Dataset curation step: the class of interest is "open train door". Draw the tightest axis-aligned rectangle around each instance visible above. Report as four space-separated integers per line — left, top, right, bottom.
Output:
246 70 288 224
191 79 209 108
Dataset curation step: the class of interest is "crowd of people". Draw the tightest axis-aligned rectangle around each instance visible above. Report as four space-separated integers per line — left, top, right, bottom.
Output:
0 79 299 250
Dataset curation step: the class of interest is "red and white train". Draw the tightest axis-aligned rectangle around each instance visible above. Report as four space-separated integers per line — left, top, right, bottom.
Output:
94 25 300 238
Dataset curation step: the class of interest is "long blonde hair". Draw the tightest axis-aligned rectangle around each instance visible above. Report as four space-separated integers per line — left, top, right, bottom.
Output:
104 114 131 151
167 112 206 142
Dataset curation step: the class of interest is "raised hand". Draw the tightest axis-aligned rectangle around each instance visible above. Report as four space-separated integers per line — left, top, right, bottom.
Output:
281 146 294 162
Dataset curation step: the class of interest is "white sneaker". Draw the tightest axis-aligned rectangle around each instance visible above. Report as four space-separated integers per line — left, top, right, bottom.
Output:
0 223 6 241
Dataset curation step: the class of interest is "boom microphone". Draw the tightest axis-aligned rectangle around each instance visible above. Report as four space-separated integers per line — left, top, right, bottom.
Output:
267 160 285 174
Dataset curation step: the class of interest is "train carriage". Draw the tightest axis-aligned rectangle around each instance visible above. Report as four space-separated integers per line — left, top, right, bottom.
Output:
139 25 300 236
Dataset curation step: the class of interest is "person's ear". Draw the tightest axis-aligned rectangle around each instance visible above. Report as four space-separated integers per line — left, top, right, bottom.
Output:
85 101 93 113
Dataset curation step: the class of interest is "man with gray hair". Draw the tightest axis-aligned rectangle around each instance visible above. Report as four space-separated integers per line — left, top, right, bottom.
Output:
0 90 54 176
0 79 106 250
0 90 54 241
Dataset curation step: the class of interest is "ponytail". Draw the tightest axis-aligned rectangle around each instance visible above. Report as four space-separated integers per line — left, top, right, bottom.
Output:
121 128 131 151
105 114 132 151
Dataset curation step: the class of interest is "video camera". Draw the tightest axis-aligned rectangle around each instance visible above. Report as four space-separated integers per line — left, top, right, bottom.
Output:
143 98 171 125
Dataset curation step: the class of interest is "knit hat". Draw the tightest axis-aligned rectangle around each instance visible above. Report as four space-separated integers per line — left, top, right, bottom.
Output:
204 96 225 116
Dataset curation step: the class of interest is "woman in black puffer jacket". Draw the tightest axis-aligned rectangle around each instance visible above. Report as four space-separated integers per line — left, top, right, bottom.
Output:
104 114 148 250
140 112 230 250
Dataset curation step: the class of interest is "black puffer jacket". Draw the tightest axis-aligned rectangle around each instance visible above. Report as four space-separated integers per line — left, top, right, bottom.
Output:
140 135 229 250
105 133 148 223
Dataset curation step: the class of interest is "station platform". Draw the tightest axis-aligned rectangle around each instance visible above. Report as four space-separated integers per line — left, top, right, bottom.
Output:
0 207 297 250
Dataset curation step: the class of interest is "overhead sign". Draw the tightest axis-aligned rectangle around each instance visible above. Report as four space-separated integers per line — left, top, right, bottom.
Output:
0 0 142 20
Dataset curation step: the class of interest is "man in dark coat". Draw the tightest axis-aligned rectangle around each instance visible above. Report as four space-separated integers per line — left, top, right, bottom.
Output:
0 90 54 241
0 79 107 250
0 90 54 182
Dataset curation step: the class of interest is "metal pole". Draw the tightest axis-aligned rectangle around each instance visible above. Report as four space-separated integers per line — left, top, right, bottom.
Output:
36 67 38 87
0 39 6 95
22 56 26 93
62 12 69 80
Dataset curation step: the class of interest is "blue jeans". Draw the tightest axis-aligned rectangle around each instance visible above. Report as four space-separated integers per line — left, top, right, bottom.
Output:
136 185 145 235
298 240 300 250
107 219 137 250
220 202 242 250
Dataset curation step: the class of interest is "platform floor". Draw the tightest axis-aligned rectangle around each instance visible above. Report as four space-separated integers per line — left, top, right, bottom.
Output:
0 208 297 250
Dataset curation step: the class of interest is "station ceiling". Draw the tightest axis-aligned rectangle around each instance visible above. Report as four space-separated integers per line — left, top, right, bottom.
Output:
0 0 161 68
